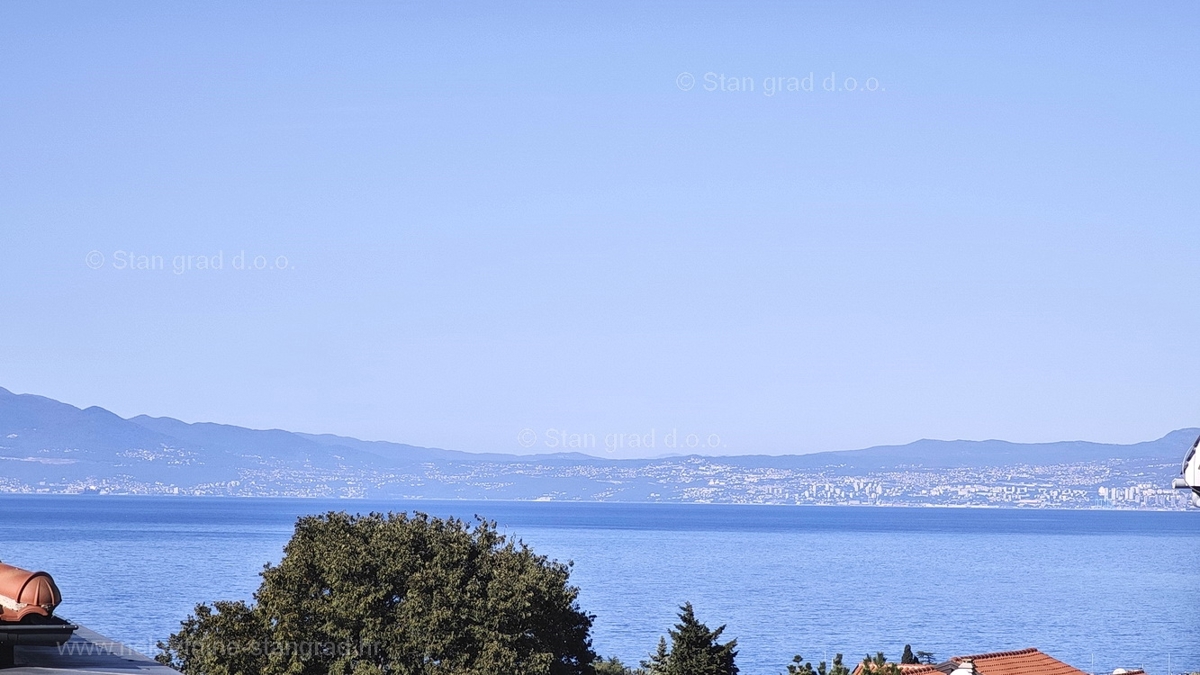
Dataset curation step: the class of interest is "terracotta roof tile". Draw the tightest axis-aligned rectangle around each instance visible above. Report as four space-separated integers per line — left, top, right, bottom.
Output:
949 648 1087 675
851 648 1086 675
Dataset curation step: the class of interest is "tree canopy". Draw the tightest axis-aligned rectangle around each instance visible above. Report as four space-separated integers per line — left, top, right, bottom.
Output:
592 657 636 675
787 648 854 672
785 652 850 675
640 603 737 675
156 511 596 675
859 653 903 675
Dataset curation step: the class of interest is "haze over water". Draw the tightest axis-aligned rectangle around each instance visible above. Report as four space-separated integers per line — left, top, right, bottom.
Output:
2 497 1197 675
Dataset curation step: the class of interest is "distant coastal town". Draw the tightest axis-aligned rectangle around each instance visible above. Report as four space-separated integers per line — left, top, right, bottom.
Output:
0 455 1186 510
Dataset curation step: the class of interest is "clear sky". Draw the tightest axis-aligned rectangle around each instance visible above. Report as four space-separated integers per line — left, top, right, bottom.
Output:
2 2 1198 458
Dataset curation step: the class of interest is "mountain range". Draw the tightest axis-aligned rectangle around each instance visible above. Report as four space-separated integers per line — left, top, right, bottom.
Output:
1 386 1195 501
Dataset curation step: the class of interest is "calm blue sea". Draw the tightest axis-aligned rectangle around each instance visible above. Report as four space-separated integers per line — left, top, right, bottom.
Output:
1 497 1197 675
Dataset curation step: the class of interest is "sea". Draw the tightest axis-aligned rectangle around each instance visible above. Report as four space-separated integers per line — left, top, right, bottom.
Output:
1 496 1197 675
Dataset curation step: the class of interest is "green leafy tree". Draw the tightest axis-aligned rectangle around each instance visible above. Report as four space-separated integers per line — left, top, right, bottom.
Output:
901 646 917 665
641 603 737 675
155 601 267 675
785 654 849 675
157 511 597 675
915 652 935 665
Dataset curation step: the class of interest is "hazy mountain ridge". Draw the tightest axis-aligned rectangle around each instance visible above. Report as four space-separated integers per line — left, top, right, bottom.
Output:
0 387 1195 503
716 431 1200 471
295 431 600 464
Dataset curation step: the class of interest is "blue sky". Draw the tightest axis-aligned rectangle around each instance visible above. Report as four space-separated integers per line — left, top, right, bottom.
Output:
2 2 1197 458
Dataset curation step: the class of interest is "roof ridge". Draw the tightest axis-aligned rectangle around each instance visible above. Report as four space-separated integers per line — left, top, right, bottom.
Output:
952 648 1040 661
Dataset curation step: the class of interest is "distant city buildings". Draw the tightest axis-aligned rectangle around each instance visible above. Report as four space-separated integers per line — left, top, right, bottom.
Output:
0 454 1189 510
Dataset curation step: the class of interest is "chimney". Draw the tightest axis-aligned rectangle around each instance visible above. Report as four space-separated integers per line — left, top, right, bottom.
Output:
950 660 976 675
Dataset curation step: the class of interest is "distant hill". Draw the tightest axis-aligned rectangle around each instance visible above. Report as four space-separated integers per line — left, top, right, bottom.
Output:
718 430 1200 471
0 386 1195 499
0 387 610 491
294 431 598 464
0 387 234 485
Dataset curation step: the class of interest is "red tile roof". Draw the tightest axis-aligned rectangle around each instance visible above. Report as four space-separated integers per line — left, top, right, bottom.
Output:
949 648 1087 675
850 648 1087 675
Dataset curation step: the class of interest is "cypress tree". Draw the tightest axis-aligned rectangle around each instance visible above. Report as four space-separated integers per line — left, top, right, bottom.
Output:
642 637 671 674
645 603 738 675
